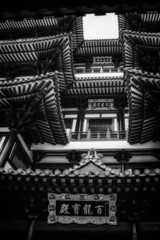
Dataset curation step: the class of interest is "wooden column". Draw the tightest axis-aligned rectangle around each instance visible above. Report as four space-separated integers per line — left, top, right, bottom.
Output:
117 107 125 132
75 99 88 133
75 107 85 132
131 222 138 240
25 218 37 240
114 97 127 138
0 131 17 167
114 150 132 174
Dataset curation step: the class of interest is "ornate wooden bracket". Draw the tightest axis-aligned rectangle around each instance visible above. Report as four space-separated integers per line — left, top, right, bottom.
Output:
66 150 81 164
114 149 132 163
32 150 46 163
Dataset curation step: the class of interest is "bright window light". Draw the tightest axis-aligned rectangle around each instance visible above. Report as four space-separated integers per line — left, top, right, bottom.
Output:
83 13 119 40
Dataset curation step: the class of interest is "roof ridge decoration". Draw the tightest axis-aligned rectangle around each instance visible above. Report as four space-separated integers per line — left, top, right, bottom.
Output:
66 148 112 176
1 165 160 179
80 148 103 165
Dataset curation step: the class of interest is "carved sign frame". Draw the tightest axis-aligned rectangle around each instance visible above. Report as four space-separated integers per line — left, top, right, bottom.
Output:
48 193 117 225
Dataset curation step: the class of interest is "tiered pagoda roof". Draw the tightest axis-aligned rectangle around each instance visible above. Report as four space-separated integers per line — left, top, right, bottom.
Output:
122 30 160 72
125 69 160 144
0 11 159 148
120 23 160 144
0 34 75 89
74 39 122 62
0 16 58 32
0 72 69 145
0 15 84 50
64 76 125 96
119 12 160 33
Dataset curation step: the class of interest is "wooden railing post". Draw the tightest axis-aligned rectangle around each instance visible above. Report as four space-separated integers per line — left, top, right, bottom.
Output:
121 164 125 174
106 128 110 140
25 217 37 240
87 129 91 140
68 130 127 141
78 131 81 140
126 129 128 140
98 131 100 140
131 222 138 240
68 129 72 141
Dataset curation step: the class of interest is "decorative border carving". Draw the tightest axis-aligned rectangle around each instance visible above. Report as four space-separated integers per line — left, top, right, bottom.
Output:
48 193 117 225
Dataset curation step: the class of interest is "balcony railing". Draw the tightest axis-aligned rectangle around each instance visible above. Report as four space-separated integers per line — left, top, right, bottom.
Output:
68 130 127 141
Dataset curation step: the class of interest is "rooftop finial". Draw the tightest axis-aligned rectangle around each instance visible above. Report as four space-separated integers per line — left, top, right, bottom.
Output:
80 148 103 164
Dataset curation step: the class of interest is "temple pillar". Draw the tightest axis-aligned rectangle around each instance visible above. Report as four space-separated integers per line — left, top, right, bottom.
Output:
75 98 88 133
114 150 132 173
131 222 138 240
25 218 37 240
114 97 127 139
117 107 125 132
75 107 85 132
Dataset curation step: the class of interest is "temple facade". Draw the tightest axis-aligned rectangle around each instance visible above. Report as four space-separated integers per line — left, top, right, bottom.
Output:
0 7 160 240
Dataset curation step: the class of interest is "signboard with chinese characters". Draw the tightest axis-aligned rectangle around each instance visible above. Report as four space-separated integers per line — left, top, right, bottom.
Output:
88 99 115 110
48 193 117 225
93 56 112 64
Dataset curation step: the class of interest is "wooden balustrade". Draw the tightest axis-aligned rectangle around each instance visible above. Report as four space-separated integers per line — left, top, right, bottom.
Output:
68 130 127 141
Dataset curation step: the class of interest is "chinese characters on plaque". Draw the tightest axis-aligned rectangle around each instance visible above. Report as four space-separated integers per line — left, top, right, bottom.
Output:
48 193 117 225
88 99 115 110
